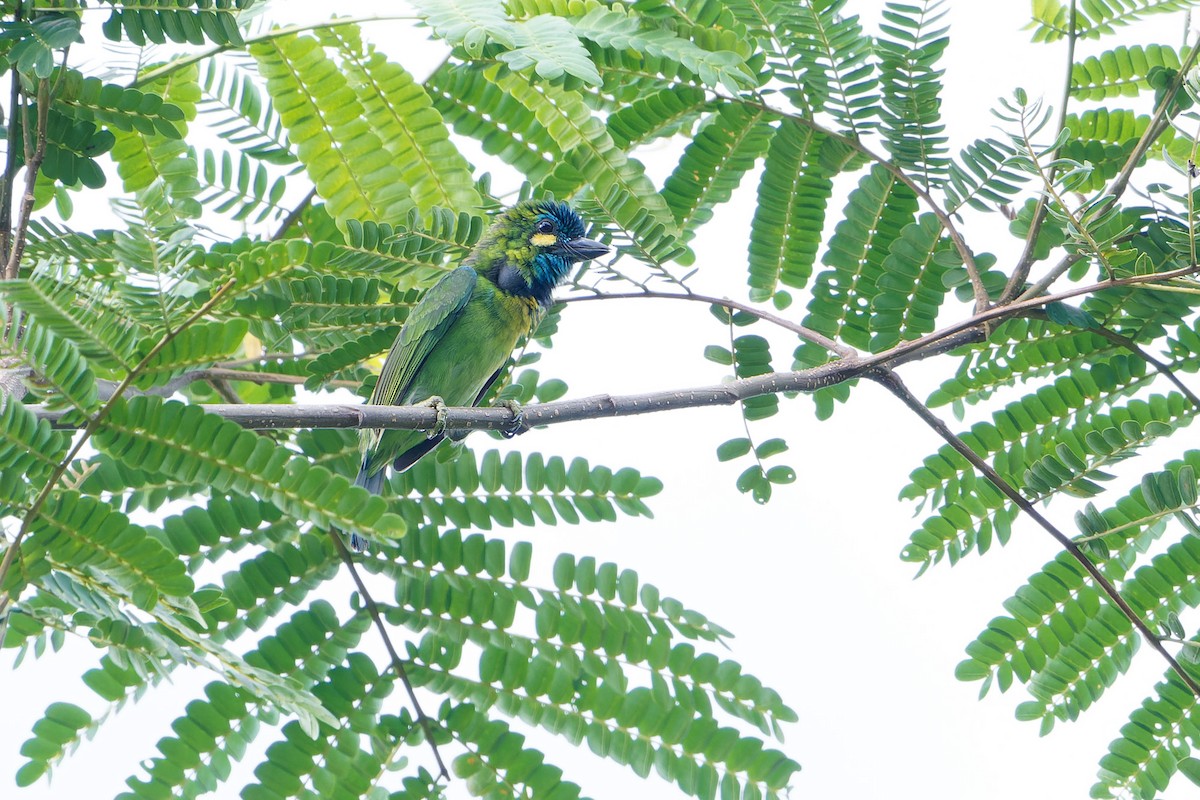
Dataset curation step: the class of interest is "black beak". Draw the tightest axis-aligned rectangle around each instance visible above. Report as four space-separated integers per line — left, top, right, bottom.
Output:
553 237 610 262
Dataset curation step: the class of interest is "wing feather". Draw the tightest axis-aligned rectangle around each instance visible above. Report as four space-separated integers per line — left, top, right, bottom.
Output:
369 266 477 406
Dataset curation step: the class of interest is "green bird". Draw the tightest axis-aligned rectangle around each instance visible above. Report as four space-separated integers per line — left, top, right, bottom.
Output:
351 200 608 550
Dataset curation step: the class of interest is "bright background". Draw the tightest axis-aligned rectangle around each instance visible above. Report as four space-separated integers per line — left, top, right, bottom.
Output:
5 2 1197 798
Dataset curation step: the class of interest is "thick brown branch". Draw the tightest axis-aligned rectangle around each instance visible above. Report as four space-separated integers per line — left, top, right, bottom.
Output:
30 358 871 431
872 368 1200 698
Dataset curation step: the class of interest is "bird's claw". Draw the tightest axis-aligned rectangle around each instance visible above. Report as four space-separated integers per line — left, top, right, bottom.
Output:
421 396 448 439
496 399 528 439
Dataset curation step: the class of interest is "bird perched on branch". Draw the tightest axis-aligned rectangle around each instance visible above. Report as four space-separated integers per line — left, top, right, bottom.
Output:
350 200 608 550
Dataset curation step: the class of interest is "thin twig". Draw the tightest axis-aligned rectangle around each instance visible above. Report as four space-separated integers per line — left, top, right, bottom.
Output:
272 187 317 241
1017 252 1084 301
327 531 449 780
871 368 1200 697
0 0 23 268
1021 311 1200 406
1003 0 1078 302
563 289 858 359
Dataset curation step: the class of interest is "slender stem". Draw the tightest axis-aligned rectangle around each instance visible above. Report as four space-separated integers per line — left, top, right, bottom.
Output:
872 368 1200 697
272 187 316 241
326 531 449 780
0 279 238 615
1003 0 1078 302
3 77 48 281
1017 252 1083 301
0 0 22 268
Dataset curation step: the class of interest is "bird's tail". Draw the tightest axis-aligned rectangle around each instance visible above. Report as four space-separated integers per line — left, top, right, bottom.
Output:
347 463 386 552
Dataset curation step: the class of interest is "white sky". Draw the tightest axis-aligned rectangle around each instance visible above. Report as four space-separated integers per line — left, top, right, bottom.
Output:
5 2 1199 799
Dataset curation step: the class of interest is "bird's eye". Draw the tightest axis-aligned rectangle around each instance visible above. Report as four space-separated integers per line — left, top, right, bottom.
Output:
535 218 555 235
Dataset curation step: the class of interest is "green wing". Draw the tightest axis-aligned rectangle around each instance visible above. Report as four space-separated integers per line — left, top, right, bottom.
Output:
369 266 477 406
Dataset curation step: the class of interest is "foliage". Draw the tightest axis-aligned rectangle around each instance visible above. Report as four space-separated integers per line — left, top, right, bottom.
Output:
5 2 1200 800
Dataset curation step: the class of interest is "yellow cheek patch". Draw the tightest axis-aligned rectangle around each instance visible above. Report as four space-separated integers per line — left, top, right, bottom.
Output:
530 233 557 247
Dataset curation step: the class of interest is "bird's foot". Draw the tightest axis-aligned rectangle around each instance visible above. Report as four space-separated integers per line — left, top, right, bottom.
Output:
421 395 448 439
496 399 529 439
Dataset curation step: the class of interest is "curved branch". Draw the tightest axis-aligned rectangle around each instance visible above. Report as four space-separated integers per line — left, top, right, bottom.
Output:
872 368 1200 698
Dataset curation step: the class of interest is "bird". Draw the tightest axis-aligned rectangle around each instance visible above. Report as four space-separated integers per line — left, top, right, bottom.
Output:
349 200 609 550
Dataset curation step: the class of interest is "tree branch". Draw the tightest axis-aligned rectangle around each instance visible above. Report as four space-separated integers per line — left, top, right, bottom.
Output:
27 264 1199 432
871 367 1200 698
30 358 871 432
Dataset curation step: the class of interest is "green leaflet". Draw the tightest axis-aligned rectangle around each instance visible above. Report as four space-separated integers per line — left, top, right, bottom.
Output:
747 121 842 298
92 396 406 543
15 702 92 787
1093 671 1200 798
0 307 98 411
804 163 919 349
662 102 774 234
607 85 709 151
28 490 195 610
122 603 371 797
567 5 756 93
500 14 603 86
868 212 950 352
428 63 558 184
788 0 877 136
1031 0 1195 43
98 0 248 46
0 275 141 371
0 396 67 488
902 392 1195 570
877 0 950 187
134 319 250 389
943 136 1027 213
249 33 414 228
1071 44 1186 99
111 63 203 218
318 23 483 215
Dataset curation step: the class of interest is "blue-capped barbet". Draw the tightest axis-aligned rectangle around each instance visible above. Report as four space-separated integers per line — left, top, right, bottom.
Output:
350 200 608 550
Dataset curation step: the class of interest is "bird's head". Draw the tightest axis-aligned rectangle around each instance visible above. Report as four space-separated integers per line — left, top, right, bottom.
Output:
472 200 609 305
